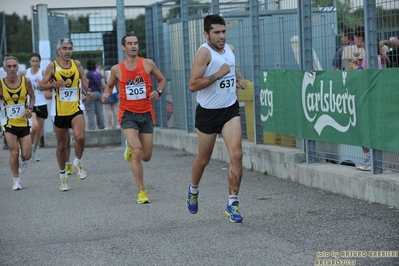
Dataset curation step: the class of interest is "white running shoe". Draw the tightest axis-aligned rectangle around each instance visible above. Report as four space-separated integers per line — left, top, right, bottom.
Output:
59 177 69 191
73 163 87 180
12 179 22 190
32 151 40 161
356 157 371 171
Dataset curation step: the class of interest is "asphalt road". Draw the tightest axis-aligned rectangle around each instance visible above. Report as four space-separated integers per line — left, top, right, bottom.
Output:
1 143 398 266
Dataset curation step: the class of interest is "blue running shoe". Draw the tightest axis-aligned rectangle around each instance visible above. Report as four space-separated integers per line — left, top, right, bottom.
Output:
186 185 199 214
225 201 243 223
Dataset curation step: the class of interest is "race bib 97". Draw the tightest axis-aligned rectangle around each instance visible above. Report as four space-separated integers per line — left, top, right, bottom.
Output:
59 87 78 102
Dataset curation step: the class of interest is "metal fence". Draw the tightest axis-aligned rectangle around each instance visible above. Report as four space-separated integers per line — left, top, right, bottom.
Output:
31 0 399 174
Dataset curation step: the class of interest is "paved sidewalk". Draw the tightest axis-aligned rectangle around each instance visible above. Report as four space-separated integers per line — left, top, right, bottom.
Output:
1 145 398 265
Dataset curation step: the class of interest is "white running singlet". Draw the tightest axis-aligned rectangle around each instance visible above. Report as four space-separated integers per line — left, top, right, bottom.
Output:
196 43 237 109
25 68 47 106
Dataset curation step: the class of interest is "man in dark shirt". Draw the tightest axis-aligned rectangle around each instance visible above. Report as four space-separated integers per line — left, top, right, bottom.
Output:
84 59 105 130
332 28 354 70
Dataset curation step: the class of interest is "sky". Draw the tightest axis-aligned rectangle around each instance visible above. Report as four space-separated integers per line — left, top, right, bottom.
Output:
1 0 159 18
2 0 398 18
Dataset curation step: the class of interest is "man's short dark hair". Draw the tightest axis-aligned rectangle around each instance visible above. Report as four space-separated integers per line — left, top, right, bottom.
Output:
121 31 137 46
343 28 354 41
86 59 97 71
204 14 225 34
353 26 365 39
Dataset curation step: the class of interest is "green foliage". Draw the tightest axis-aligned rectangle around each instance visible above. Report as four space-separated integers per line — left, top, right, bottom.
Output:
73 51 103 69
68 15 89 33
336 0 364 32
263 170 269 175
164 0 210 21
312 0 334 7
12 52 31 67
126 14 147 57
1 3 398 59
317 0 399 34
0 12 32 56
377 6 399 30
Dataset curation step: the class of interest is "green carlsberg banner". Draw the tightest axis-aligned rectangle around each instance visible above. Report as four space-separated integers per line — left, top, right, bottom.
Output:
260 69 399 153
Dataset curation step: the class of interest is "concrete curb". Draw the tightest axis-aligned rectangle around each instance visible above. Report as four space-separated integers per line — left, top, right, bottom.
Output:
44 128 122 147
44 127 399 208
152 128 399 209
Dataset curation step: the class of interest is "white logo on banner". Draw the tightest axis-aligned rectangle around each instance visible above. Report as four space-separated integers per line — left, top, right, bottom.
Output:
260 71 273 122
302 71 356 135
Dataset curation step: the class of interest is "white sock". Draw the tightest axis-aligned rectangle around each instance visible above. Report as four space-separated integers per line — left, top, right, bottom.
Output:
190 184 199 194
229 195 238 205
74 157 81 165
364 152 370 159
14 177 20 182
60 170 66 178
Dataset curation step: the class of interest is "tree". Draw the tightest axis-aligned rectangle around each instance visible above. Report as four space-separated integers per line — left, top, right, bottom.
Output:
165 0 210 21
126 14 147 57
68 15 90 33
312 0 334 7
0 12 32 65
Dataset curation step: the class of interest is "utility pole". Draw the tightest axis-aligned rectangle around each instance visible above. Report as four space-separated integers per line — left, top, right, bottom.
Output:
0 12 7 57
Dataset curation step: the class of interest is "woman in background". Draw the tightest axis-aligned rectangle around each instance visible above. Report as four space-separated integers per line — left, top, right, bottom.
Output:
84 59 105 130
22 53 46 162
103 71 119 129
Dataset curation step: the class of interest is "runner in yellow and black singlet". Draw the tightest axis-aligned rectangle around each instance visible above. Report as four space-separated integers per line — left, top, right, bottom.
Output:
0 56 35 190
40 38 91 191
51 59 85 117
1 75 32 128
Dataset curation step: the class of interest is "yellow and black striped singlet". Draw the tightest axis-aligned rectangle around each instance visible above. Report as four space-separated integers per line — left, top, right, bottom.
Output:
1 76 30 127
51 59 83 116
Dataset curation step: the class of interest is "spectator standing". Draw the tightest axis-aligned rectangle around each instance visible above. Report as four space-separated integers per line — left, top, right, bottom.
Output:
379 36 399 68
84 59 105 130
379 43 390 68
103 70 119 129
379 36 399 51
350 26 382 171
103 83 119 129
332 28 354 70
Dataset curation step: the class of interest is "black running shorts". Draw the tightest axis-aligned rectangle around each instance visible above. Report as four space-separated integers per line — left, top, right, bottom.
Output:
195 100 240 134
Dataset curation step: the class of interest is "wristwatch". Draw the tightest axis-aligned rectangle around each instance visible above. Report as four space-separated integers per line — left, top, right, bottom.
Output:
83 89 91 96
157 89 163 97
